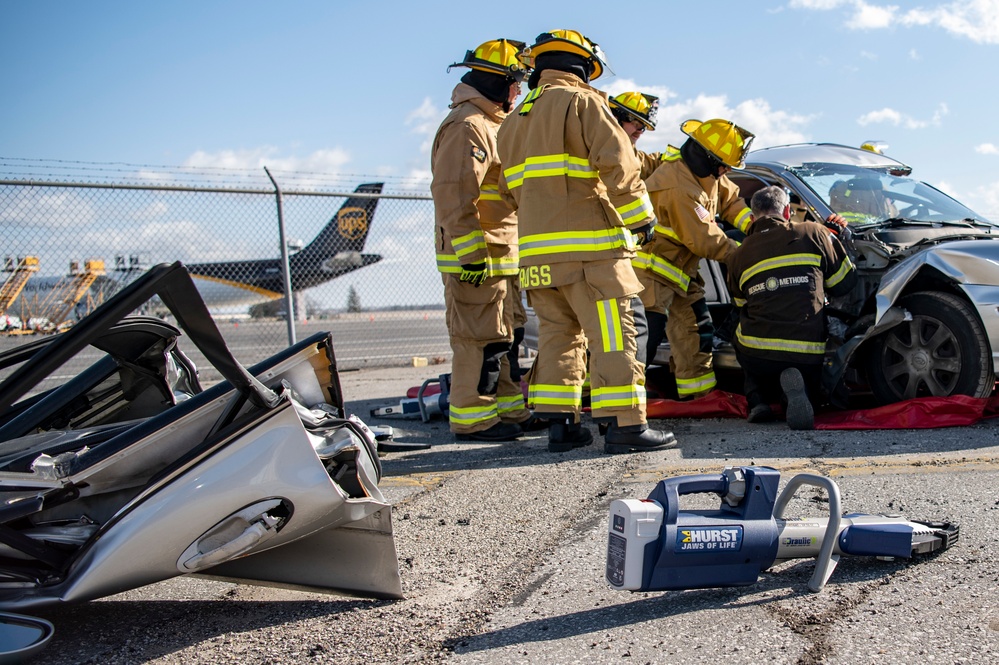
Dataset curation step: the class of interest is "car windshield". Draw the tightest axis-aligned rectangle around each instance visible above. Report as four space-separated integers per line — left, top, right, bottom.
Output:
790 163 990 226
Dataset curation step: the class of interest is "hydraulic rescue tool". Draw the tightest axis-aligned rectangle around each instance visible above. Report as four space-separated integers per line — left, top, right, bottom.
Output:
606 466 958 593
370 374 450 422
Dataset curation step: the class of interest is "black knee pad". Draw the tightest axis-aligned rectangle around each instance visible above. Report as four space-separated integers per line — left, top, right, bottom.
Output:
507 327 525 382
645 310 668 367
692 298 714 354
479 341 512 395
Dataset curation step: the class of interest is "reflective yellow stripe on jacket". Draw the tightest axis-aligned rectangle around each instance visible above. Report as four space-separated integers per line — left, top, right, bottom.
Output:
436 252 519 276
617 193 654 224
518 85 546 115
735 324 826 355
826 256 854 288
503 153 599 189
520 227 636 258
632 251 692 292
451 228 486 262
479 184 503 201
732 207 752 233
738 253 822 290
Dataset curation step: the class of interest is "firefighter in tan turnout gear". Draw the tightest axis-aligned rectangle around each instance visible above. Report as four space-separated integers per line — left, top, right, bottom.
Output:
635 118 755 399
497 29 675 454
432 39 546 441
609 91 663 178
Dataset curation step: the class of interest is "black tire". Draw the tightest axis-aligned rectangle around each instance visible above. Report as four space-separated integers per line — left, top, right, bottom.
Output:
867 291 994 404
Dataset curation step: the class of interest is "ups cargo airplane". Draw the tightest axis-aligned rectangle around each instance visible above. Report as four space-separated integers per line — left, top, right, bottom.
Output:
8 183 384 320
184 182 384 308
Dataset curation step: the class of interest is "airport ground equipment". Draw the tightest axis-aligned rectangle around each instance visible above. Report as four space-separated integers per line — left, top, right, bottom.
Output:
0 256 40 315
38 259 106 330
606 466 958 593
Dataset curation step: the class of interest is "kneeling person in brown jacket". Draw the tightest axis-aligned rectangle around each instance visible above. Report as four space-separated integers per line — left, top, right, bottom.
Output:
726 186 857 430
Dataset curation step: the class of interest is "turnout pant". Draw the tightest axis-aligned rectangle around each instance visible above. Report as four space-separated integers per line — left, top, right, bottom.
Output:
444 274 530 435
640 275 716 399
526 279 647 428
736 350 822 411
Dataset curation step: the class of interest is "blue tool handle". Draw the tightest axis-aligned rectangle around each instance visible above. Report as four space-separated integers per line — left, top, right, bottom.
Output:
647 473 728 524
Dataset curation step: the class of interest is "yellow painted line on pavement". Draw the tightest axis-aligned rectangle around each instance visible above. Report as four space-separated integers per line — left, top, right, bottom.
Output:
380 471 459 489
621 456 999 484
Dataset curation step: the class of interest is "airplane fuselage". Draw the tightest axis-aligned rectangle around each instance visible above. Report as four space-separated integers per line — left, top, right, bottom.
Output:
186 252 382 307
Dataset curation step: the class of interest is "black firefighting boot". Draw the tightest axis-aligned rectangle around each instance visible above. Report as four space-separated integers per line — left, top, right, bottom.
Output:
780 368 814 431
455 421 522 442
518 414 552 432
548 419 594 452
603 423 677 455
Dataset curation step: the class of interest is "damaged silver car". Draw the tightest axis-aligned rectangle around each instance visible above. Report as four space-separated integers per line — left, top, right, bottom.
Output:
0 263 401 658
524 143 999 405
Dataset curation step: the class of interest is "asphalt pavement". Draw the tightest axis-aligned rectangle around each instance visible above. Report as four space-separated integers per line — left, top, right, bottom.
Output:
31 362 999 665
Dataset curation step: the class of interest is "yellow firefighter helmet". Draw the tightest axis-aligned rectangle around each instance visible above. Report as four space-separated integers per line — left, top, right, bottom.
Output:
680 118 755 169
449 39 530 81
860 141 889 155
610 92 659 130
526 29 609 80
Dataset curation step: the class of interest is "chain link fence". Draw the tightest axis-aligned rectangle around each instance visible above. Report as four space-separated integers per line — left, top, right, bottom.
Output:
1 160 448 384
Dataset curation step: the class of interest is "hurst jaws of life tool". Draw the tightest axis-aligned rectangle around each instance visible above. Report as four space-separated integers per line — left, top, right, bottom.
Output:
371 374 450 423
606 466 958 593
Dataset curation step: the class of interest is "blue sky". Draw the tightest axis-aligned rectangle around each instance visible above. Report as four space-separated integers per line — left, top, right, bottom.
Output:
3 0 999 306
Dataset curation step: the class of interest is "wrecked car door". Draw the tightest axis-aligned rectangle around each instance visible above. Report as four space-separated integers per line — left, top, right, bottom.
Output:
0 263 401 614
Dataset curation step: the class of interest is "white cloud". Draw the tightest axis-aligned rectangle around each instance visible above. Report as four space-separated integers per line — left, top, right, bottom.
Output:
856 103 948 129
406 98 448 154
974 181 999 218
909 48 920 59
134 200 169 220
790 0 999 44
935 180 960 199
0 189 98 229
789 0 848 8
976 143 999 155
182 147 351 174
632 93 815 153
603 78 678 104
78 220 249 264
899 0 999 44
846 1 898 29
859 50 879 59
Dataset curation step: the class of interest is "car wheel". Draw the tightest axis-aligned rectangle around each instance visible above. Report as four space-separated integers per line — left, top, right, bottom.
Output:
867 291 994 403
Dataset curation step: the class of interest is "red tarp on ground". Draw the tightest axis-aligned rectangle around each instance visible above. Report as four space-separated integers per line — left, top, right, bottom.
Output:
645 391 748 420
408 382 999 429
813 393 999 430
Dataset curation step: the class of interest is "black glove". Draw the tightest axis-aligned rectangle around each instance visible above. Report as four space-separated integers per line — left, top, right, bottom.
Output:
632 220 657 245
459 262 488 287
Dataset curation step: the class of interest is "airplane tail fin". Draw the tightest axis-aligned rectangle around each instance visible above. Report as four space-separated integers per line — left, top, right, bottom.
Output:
297 183 383 261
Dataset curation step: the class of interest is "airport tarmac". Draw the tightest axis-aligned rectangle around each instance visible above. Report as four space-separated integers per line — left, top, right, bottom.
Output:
26 362 999 664
0 311 451 389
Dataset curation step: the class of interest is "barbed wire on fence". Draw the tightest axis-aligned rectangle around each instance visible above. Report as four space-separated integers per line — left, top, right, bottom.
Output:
0 157 432 194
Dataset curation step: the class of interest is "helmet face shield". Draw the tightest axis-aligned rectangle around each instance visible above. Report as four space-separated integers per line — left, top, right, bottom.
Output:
589 41 612 79
610 92 659 130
